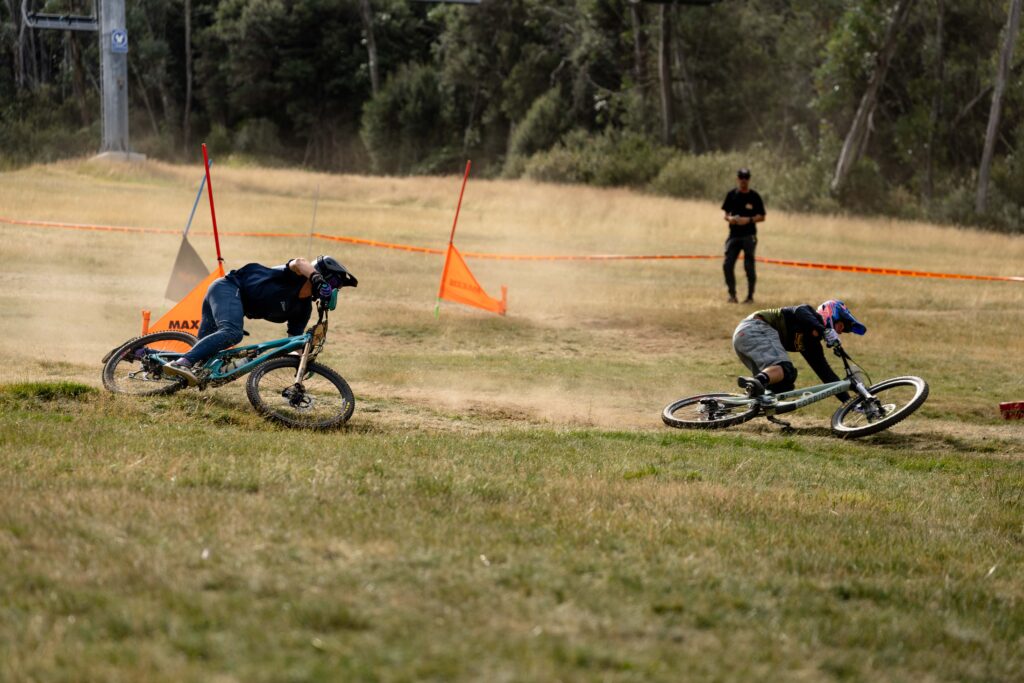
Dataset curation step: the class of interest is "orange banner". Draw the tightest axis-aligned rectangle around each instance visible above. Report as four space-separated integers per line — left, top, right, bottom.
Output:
753 256 1024 282
438 244 507 315
3 216 1022 283
148 264 225 336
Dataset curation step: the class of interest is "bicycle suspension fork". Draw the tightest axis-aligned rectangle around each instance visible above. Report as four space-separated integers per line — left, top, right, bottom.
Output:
294 340 312 384
837 346 874 401
294 306 326 385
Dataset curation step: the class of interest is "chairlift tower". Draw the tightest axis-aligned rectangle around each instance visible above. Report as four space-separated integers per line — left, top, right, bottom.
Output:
22 0 141 159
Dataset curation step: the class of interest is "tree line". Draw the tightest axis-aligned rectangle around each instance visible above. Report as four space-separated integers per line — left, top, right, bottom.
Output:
2 0 1022 232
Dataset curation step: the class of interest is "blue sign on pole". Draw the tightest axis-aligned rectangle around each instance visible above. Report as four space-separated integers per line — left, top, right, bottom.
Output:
111 29 128 54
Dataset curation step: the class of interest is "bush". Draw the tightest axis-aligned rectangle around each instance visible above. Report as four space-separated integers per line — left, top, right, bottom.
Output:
360 63 456 175
522 130 671 187
651 146 844 215
504 88 571 178
506 88 569 165
205 124 234 157
0 89 97 168
649 151 748 201
834 158 888 214
234 118 286 160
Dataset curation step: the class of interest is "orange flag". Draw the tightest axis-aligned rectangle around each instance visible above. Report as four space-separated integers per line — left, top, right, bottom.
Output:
147 263 225 337
438 243 507 315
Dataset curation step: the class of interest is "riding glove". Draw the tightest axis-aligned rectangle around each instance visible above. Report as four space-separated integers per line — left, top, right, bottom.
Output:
310 273 333 300
824 328 841 348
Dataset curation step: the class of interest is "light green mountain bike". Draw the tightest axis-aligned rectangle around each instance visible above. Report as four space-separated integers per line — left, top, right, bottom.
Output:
662 344 928 438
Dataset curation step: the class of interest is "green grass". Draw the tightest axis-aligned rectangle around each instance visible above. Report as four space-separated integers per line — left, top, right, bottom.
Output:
1 387 1022 682
2 161 1024 680
0 380 97 401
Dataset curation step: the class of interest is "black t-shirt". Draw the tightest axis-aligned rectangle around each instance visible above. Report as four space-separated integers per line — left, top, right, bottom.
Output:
721 188 766 238
225 263 312 336
755 304 850 402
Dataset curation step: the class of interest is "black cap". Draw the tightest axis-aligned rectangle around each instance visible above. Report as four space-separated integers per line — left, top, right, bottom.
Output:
737 168 751 179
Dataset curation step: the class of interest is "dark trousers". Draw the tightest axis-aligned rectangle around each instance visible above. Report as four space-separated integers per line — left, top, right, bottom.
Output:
724 235 757 298
183 277 246 365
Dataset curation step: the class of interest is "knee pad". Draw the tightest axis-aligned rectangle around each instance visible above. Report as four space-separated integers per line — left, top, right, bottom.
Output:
779 361 798 386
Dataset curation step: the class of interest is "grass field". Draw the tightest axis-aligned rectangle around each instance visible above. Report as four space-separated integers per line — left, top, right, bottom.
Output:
1 158 1023 681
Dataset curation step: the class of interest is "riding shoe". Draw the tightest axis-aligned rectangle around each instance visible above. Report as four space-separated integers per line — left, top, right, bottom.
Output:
163 359 199 386
737 376 765 397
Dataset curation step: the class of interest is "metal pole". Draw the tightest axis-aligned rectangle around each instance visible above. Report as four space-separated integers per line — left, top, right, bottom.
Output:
99 0 130 154
307 184 320 258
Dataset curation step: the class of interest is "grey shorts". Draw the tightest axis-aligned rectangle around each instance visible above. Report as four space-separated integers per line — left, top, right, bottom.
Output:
732 317 790 375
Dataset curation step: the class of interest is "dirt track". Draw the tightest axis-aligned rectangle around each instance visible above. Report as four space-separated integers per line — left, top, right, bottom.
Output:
1 159 1022 448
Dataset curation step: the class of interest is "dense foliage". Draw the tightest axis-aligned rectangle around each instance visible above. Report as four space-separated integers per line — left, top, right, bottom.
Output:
2 0 1023 231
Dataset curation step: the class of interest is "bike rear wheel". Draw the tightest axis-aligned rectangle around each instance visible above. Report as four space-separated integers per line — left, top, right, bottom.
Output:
662 392 759 429
246 357 355 429
830 376 929 438
101 331 197 396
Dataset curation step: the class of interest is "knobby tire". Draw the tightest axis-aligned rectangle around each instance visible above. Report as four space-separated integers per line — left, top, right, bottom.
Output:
101 331 198 396
246 357 355 429
830 376 929 438
662 392 759 430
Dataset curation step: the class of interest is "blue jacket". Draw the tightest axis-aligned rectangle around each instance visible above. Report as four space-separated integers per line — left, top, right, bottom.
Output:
225 263 312 336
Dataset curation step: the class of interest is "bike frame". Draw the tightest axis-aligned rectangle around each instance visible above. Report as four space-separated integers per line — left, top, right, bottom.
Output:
143 294 335 388
142 332 310 384
713 346 870 416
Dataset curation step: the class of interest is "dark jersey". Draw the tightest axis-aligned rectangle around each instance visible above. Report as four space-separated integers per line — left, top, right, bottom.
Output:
721 188 766 238
225 263 312 336
754 305 847 397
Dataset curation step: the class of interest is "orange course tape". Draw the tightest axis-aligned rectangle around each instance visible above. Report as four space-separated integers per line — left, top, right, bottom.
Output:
2 215 1021 283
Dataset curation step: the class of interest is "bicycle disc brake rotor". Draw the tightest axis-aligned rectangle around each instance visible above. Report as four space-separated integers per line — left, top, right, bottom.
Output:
282 384 315 410
128 358 165 382
853 399 889 423
699 398 728 419
876 402 896 418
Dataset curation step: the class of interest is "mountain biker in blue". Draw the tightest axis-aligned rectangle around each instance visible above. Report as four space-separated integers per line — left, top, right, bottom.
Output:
164 255 357 384
732 300 866 400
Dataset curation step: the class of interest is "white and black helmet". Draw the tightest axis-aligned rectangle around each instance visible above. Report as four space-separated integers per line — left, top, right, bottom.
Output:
314 255 358 288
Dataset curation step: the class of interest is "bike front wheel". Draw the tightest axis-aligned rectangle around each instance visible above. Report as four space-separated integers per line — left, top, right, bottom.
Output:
662 392 759 429
830 376 929 438
101 331 197 396
246 357 355 429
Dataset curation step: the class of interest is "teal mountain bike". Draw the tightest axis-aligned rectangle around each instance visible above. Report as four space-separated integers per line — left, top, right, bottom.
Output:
662 344 928 438
101 292 354 429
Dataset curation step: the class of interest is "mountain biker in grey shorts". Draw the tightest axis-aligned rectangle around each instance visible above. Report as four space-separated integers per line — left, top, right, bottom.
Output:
732 300 866 399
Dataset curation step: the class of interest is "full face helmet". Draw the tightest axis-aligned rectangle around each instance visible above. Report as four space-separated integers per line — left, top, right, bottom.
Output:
817 299 866 335
314 255 358 289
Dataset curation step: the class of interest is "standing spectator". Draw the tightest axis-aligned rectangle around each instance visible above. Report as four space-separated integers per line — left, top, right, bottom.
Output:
721 167 766 303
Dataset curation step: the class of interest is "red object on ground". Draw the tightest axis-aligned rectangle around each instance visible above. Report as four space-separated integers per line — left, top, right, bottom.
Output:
1000 401 1024 420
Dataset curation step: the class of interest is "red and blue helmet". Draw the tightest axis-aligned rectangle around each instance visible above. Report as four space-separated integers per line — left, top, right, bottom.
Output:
817 299 866 335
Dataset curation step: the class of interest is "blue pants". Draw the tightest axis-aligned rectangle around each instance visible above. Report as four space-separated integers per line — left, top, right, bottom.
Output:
183 277 245 365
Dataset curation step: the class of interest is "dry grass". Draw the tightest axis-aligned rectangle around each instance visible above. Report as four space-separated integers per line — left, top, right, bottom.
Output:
1 159 1023 681
0 157 1021 430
